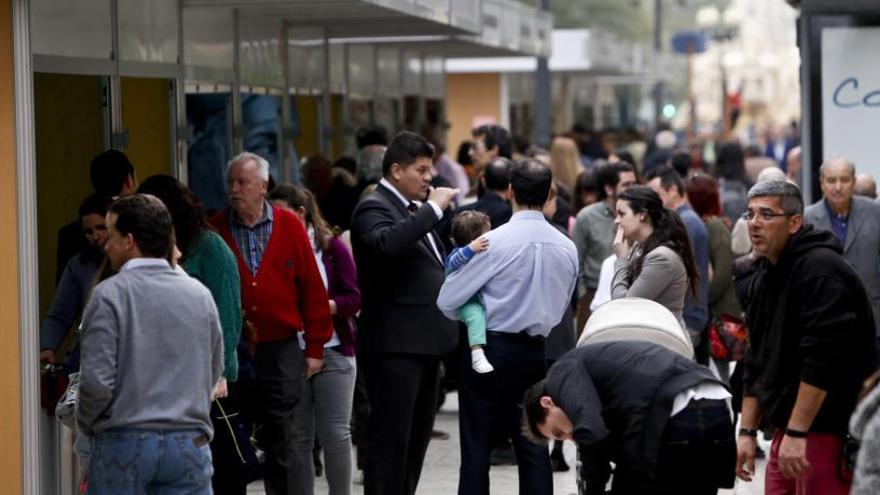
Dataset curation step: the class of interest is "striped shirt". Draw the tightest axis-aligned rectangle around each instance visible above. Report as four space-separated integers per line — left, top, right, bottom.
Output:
229 203 274 275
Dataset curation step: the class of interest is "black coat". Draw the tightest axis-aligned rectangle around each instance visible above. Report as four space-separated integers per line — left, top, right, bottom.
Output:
438 191 512 252
546 342 722 485
350 183 458 356
744 226 879 434
56 220 85 285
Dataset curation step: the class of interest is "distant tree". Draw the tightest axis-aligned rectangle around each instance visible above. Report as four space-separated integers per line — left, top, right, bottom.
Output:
523 0 721 44
546 0 652 41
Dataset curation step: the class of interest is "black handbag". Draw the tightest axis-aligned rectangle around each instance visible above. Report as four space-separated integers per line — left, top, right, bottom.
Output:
212 399 262 484
839 433 859 482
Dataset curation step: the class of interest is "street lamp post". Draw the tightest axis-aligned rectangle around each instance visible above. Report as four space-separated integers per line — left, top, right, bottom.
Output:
653 0 665 127
533 0 552 148
696 4 740 136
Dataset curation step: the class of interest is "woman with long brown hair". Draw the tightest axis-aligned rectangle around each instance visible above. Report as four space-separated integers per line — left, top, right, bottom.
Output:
611 186 700 333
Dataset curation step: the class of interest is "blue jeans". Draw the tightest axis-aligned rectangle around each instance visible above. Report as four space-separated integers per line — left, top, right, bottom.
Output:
88 428 213 495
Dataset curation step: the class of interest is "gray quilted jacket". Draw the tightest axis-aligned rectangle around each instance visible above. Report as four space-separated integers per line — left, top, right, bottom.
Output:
851 382 880 494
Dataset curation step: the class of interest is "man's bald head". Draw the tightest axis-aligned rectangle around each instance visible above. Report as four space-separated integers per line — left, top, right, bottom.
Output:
483 157 513 192
854 173 877 200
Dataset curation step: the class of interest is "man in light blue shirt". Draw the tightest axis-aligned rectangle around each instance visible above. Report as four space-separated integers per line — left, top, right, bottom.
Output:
437 159 577 495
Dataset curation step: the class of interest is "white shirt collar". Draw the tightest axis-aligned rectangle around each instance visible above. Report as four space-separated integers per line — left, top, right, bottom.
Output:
379 178 411 208
120 257 171 272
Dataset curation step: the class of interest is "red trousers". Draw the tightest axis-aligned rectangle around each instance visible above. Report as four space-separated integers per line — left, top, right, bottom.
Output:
765 430 850 495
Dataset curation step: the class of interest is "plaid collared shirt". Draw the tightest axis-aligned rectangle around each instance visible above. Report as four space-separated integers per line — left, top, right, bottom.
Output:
229 202 274 275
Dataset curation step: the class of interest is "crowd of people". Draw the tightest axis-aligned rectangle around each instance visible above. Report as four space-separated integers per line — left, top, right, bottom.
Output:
37 120 880 495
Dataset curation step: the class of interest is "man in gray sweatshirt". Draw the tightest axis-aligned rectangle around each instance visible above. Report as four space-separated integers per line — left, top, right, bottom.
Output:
77 194 223 494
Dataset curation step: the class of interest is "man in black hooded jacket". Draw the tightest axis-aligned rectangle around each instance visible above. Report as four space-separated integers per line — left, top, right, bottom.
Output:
736 180 878 493
524 341 735 494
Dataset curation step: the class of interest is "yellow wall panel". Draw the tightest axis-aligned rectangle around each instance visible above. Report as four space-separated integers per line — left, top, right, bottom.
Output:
121 77 172 180
33 73 106 317
293 95 320 160
0 0 23 489
444 73 501 155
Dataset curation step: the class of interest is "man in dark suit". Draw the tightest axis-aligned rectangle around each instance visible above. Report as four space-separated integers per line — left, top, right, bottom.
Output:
438 158 513 252
350 131 459 495
458 157 513 227
804 156 880 340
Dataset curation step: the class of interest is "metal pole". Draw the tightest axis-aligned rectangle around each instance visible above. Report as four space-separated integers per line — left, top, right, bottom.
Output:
12 0 42 491
653 0 664 127
532 0 551 148
176 0 188 184
280 22 291 183
232 9 243 154
321 28 332 155
110 0 125 148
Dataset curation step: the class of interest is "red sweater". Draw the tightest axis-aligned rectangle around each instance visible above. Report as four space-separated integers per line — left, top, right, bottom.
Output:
211 205 332 359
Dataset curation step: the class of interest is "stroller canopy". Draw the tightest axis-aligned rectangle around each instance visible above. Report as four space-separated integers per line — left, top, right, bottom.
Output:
576 298 694 360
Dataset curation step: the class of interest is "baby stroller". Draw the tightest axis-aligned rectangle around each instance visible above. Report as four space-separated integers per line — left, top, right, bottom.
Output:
574 298 694 494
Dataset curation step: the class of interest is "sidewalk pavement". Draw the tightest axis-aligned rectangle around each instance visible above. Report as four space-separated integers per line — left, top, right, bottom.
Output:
249 392 768 494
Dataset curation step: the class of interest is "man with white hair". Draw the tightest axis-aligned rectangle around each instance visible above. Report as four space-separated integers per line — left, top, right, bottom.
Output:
210 152 334 494
804 156 880 340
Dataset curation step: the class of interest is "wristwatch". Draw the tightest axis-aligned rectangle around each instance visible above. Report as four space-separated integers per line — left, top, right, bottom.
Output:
738 428 758 437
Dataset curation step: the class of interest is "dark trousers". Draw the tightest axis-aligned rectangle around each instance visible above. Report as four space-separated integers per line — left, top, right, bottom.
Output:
252 338 305 495
363 353 441 495
574 290 596 340
458 331 552 495
610 399 736 495
351 358 370 471
211 376 258 495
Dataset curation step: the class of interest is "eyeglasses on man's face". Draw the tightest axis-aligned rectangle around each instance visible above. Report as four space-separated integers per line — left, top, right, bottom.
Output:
741 209 793 222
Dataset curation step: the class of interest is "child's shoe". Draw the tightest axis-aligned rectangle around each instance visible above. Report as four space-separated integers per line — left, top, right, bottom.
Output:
471 348 494 373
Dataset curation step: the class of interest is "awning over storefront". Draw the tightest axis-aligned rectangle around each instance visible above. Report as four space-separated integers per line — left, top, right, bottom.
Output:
335 0 552 60
184 0 481 36
30 0 483 80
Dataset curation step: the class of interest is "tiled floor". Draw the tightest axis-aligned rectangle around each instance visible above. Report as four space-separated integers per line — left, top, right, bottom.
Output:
249 392 768 494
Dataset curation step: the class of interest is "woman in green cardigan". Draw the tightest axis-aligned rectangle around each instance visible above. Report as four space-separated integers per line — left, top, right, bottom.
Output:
139 175 247 491
138 176 242 386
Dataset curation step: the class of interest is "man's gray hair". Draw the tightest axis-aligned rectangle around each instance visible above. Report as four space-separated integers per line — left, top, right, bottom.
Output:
357 145 385 184
819 156 855 178
748 180 804 215
227 152 270 182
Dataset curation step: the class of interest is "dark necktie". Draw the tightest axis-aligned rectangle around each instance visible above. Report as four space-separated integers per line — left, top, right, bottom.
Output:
408 201 440 261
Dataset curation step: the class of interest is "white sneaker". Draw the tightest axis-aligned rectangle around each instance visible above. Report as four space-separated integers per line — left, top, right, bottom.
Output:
471 349 494 373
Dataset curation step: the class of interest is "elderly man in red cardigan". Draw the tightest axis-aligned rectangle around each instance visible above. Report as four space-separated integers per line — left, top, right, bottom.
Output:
211 151 333 495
